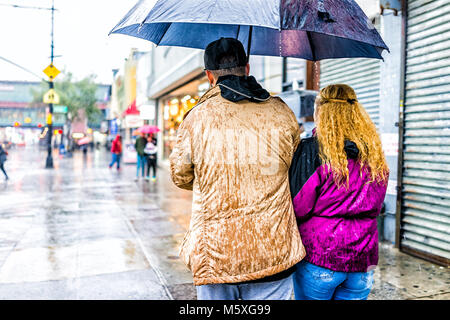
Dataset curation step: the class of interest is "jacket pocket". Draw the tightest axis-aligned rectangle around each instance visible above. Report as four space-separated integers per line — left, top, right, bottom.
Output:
303 261 335 281
360 270 374 289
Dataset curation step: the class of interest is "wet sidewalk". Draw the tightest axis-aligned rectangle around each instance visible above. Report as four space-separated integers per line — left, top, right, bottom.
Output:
0 146 448 300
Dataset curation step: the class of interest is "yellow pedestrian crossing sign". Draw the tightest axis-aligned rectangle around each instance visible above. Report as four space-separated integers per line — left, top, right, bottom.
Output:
43 64 60 81
43 89 60 104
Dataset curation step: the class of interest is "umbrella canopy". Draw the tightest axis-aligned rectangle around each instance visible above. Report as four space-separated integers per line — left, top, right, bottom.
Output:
110 0 388 61
77 137 91 146
133 125 160 136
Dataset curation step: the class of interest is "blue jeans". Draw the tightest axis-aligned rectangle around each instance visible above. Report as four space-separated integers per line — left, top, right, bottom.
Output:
197 275 293 300
293 261 374 300
109 153 121 169
136 155 146 177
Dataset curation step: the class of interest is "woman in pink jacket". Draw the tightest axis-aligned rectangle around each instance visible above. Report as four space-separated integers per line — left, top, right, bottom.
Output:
289 84 389 300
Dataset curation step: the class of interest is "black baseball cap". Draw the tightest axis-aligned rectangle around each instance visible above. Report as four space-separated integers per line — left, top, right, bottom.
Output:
204 38 248 71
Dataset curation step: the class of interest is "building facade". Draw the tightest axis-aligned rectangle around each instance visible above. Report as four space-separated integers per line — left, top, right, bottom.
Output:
0 80 111 147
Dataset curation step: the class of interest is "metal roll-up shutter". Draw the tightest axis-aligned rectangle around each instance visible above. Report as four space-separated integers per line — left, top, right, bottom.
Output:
320 58 381 127
399 0 450 265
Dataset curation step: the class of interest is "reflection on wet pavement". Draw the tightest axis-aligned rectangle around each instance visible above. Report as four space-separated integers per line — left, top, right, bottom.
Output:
0 147 193 299
0 146 448 300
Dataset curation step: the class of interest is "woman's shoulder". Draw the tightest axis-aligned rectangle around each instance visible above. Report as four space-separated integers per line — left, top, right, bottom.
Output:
296 136 319 156
299 136 316 146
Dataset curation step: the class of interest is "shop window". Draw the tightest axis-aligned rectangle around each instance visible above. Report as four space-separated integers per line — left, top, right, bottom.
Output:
163 94 199 159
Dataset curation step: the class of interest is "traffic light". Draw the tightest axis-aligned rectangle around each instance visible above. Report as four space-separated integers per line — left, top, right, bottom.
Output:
14 121 20 127
38 123 43 128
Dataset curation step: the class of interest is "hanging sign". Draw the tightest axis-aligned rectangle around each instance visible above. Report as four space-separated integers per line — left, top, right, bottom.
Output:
43 63 60 81
43 89 60 104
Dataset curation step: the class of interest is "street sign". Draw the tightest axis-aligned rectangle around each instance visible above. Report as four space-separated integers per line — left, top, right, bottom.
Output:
43 63 60 81
54 105 68 113
43 89 60 104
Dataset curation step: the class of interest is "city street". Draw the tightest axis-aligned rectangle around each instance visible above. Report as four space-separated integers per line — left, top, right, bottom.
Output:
0 146 194 299
0 147 448 300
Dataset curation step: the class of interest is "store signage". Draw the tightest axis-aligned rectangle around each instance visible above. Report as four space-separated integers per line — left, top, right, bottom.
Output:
110 119 118 135
0 85 14 91
381 133 399 157
140 102 156 120
125 115 144 128
386 179 398 195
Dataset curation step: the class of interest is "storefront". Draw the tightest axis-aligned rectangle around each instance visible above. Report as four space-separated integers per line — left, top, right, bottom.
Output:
159 77 209 159
397 0 450 265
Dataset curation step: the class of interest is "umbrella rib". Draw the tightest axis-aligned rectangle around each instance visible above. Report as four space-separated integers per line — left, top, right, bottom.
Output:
306 31 316 61
247 26 253 63
157 24 172 46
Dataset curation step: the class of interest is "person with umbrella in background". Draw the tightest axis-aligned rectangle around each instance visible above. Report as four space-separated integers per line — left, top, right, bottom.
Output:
109 134 123 171
0 143 9 181
144 133 158 181
78 136 91 156
134 132 147 181
169 38 305 300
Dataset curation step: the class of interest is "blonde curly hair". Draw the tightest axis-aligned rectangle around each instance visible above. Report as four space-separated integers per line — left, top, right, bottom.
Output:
315 84 389 187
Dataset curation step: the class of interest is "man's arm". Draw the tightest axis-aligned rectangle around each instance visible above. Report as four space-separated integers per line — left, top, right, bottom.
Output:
169 120 195 190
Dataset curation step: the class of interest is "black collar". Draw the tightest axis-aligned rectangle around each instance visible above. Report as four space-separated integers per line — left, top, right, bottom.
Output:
216 75 270 103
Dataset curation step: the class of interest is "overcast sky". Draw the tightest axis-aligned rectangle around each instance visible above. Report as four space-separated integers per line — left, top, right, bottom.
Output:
0 0 151 84
0 0 378 85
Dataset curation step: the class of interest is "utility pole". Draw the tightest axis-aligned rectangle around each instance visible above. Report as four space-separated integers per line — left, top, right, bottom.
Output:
4 1 59 168
45 0 56 168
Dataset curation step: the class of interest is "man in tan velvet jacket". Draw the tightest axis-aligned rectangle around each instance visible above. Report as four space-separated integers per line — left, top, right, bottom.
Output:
169 38 305 300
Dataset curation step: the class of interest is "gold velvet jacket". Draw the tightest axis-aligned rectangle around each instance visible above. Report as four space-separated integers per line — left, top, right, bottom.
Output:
169 85 306 285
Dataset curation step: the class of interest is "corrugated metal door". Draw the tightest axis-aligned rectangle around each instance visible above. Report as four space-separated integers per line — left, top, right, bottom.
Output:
320 58 381 127
399 0 450 265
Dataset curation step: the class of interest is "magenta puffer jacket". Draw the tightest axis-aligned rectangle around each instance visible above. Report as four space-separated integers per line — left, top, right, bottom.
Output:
289 136 388 272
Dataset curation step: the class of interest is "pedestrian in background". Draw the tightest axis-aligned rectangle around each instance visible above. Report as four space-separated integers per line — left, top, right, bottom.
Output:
134 132 147 181
0 144 9 180
170 38 305 300
289 84 389 300
109 134 122 170
144 134 158 181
